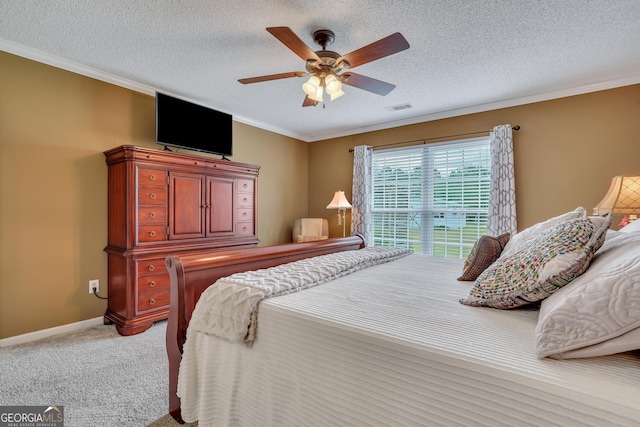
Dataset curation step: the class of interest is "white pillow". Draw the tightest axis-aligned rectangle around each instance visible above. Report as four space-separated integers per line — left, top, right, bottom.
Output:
605 229 621 240
501 207 587 255
619 218 640 233
536 231 640 359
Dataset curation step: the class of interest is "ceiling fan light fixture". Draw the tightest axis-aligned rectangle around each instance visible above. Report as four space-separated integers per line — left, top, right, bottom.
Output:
324 74 343 95
310 85 324 103
302 76 321 96
330 89 345 101
241 27 409 107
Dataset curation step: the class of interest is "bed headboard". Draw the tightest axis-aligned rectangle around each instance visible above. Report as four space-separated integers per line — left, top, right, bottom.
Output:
165 235 365 422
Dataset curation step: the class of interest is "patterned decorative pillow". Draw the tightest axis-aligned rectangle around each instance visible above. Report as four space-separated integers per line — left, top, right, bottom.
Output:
457 233 510 281
501 207 586 256
460 214 611 309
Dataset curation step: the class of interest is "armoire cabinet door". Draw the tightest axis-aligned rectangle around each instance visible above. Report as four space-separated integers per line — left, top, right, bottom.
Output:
207 176 235 236
169 172 205 239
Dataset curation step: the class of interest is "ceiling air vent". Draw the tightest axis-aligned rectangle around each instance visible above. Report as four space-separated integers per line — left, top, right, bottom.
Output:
385 103 413 112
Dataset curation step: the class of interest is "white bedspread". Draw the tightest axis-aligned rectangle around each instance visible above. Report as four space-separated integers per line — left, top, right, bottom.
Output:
178 254 640 427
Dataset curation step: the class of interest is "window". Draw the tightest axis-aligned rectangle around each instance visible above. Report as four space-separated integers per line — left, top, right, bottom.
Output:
371 137 491 258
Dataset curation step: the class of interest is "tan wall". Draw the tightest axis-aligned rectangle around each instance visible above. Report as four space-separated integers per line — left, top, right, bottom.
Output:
233 124 309 244
0 51 308 339
310 85 640 238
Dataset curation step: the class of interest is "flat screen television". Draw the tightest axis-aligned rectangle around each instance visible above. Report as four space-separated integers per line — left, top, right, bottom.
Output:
156 92 232 158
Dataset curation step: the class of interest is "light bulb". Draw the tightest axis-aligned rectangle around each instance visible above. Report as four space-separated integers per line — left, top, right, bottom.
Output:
310 85 324 103
302 76 320 97
330 89 345 101
324 74 343 95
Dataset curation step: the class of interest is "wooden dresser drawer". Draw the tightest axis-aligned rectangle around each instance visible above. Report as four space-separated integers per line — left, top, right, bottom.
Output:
237 178 254 193
138 187 167 205
138 206 167 224
137 289 170 313
237 193 254 208
138 167 166 187
237 222 254 235
137 258 167 276
138 273 170 292
138 225 167 242
237 208 253 222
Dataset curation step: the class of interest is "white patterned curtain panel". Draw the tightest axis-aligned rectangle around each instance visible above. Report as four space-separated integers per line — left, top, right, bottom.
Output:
351 145 373 246
487 124 517 236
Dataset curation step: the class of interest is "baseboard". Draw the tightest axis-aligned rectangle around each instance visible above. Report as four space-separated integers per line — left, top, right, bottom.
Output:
0 317 104 347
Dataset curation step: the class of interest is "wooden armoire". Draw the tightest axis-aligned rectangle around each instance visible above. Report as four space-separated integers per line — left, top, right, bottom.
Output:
103 145 259 335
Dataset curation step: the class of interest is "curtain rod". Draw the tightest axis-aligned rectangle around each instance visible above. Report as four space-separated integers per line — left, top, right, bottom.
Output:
348 125 520 152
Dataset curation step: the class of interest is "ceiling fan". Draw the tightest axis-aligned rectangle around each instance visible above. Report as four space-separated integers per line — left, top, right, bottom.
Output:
238 27 410 107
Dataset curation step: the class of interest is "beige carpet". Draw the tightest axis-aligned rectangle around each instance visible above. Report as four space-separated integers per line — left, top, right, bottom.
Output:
0 320 191 426
147 414 197 426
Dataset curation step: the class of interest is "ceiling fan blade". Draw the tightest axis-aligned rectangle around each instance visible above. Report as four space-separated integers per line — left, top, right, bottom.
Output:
338 32 409 69
341 72 396 96
238 71 305 84
266 27 321 62
302 96 318 107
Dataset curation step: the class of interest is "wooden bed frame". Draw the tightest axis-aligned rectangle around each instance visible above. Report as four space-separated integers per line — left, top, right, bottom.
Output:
165 236 365 422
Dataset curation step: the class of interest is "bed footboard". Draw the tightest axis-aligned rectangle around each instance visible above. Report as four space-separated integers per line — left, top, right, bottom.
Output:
165 235 365 422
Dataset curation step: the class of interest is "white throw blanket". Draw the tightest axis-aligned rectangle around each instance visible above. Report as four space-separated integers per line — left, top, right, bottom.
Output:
187 246 413 344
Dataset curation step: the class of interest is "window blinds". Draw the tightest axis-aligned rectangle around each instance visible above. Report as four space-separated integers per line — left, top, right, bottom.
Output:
372 138 491 258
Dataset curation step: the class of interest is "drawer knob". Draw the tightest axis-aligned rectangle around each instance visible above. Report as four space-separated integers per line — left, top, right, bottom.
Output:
149 298 156 305
149 174 156 181
148 280 156 287
242 226 247 231
147 264 155 271
149 230 156 237
149 193 157 200
242 212 247 217
149 211 156 218
243 183 248 189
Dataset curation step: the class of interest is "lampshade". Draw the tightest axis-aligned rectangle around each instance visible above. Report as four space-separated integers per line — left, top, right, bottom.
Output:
327 190 352 237
327 190 352 209
329 89 345 101
302 76 321 97
310 85 324 103
324 74 343 95
302 73 345 104
593 176 640 215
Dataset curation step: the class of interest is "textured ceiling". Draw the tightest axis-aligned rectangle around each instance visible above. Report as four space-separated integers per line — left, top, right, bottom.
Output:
1 0 640 142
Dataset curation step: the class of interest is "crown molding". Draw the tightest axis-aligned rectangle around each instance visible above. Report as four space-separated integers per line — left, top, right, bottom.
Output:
3 37 639 144
1 38 309 141
306 75 640 142
1 38 156 96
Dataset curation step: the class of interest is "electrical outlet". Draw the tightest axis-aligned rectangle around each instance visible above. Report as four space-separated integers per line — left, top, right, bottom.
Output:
89 279 99 294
